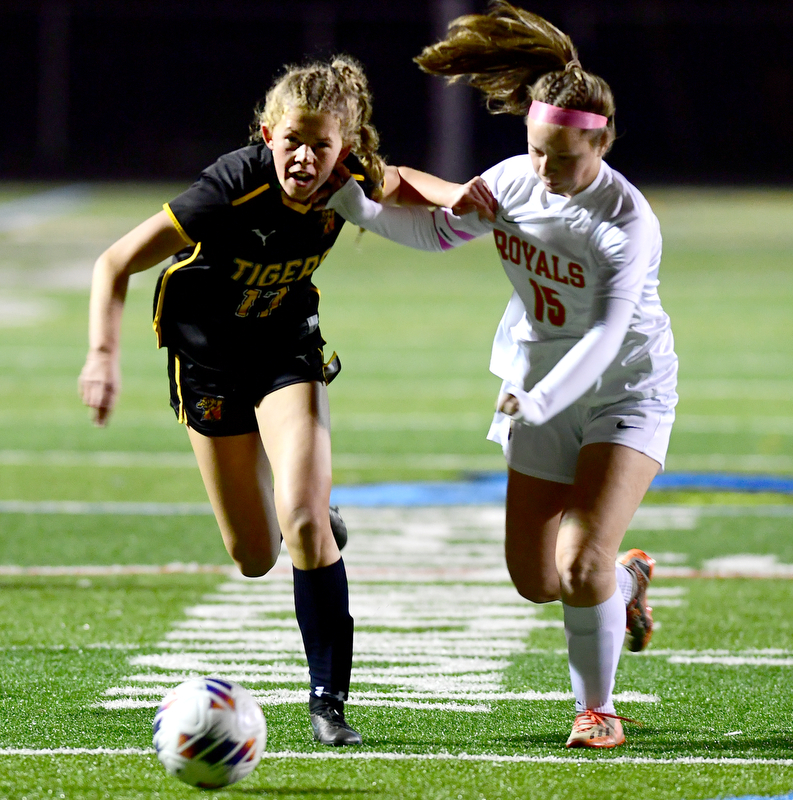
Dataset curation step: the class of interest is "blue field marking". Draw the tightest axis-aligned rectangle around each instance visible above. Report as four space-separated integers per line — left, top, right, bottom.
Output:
702 794 793 800
652 473 793 493
0 474 791 515
331 473 508 507
330 472 793 507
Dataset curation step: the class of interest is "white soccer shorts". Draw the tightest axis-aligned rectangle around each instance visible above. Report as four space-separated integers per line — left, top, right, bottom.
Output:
501 393 677 485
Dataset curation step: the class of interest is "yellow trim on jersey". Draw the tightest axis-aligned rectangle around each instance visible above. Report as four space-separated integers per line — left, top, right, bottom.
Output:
231 183 271 206
152 242 202 348
280 191 312 214
174 354 187 424
163 203 195 246
351 173 365 182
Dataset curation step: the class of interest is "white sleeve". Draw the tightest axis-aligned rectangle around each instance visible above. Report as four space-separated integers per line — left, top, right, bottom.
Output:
327 176 490 252
503 295 635 426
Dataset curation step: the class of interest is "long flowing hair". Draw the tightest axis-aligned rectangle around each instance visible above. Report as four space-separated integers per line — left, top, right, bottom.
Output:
416 1 615 146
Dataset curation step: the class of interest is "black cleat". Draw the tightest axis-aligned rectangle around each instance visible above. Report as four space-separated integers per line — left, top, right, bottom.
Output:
309 698 362 746
329 505 348 551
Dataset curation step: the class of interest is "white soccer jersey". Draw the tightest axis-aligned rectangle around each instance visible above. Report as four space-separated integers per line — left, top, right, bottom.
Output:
328 156 678 429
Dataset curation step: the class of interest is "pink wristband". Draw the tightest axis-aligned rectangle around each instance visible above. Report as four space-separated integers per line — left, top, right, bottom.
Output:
528 101 608 130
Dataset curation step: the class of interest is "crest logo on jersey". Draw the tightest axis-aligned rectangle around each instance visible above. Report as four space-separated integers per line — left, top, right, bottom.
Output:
321 210 336 235
197 396 224 421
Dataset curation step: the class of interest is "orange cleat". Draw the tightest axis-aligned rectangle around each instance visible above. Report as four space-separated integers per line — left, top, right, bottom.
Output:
619 548 656 652
565 710 626 749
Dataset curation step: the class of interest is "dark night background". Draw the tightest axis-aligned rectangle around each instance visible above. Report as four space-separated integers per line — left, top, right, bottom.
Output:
2 0 792 185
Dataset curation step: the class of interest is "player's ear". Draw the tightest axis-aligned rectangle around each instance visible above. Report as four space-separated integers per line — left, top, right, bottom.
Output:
337 145 351 164
262 124 275 150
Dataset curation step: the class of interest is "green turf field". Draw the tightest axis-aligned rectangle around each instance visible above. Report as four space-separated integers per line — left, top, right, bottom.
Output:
0 185 792 799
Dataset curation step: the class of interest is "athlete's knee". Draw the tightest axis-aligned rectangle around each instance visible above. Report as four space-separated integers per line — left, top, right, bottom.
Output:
235 551 278 578
512 577 560 604
228 537 280 578
525 587 561 604
507 564 560 604
556 548 611 600
236 556 276 578
281 505 325 560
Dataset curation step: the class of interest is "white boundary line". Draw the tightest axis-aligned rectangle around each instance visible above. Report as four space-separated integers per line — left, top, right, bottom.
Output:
0 748 789 766
3 449 793 471
0 564 234 576
2 563 792 579
3 500 793 517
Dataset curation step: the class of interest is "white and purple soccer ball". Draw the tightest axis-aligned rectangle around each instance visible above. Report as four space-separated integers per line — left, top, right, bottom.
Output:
153 677 267 789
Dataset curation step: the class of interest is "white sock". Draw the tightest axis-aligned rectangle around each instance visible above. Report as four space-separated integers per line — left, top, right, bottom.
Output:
563 588 626 714
616 562 634 605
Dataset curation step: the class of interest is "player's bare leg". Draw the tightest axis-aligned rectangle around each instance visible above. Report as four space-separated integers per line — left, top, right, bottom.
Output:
557 443 660 607
187 428 281 577
256 381 360 746
504 470 570 603
255 381 338 570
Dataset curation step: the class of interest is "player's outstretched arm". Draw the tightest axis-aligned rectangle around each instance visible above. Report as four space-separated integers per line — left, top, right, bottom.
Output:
328 175 492 252
79 211 186 427
384 166 497 221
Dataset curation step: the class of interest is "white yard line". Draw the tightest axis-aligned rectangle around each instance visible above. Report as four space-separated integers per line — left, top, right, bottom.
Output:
0 451 198 468
0 563 233 576
0 450 508 471
96 507 663 714
0 500 212 515
0 748 789 766
89 503 792 721
3 501 793 579
4 448 793 471
3 503 792 764
3 499 793 522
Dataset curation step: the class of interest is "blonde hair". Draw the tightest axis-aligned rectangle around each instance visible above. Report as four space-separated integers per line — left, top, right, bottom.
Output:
250 55 386 190
415 1 615 149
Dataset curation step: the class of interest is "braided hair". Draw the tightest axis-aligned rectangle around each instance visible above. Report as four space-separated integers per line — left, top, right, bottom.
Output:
250 55 386 192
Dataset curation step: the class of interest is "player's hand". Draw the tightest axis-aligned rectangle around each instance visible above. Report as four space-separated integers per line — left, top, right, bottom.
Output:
312 162 352 208
78 350 120 427
497 384 544 426
497 391 521 417
448 177 497 221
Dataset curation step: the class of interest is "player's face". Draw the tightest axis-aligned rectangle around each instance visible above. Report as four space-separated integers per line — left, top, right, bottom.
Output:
263 109 350 202
527 118 607 197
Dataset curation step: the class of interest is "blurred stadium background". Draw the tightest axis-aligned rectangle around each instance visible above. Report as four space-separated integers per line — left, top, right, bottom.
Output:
2 0 793 185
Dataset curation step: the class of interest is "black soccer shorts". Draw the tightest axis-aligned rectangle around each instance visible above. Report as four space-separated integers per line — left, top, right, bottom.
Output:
167 346 341 437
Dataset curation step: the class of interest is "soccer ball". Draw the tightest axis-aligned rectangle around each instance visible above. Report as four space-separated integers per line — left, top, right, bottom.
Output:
153 677 267 789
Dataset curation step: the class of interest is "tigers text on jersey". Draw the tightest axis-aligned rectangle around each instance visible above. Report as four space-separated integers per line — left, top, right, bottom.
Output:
152 144 368 370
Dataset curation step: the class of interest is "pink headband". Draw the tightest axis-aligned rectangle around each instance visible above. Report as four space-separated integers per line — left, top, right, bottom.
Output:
528 101 607 130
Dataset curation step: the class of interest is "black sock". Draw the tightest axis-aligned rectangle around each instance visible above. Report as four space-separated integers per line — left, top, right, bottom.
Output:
293 558 354 705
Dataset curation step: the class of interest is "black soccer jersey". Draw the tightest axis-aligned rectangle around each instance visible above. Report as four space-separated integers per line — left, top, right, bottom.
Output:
153 144 369 371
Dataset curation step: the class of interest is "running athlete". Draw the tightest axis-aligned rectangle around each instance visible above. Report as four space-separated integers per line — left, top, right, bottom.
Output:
79 56 394 746
327 3 678 749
